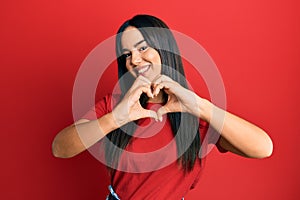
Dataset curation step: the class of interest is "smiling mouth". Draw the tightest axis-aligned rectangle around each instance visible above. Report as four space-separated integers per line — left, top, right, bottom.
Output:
135 65 150 76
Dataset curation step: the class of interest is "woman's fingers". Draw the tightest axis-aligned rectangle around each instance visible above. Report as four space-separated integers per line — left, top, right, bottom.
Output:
128 76 154 100
143 109 159 121
131 85 153 101
152 74 172 83
138 75 152 84
156 106 169 122
152 75 181 97
131 75 151 90
118 74 201 123
152 84 165 96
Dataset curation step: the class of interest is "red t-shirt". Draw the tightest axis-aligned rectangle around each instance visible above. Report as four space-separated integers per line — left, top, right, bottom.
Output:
82 94 224 199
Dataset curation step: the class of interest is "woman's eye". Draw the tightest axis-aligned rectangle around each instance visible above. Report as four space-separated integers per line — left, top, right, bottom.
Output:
123 53 131 58
139 46 148 51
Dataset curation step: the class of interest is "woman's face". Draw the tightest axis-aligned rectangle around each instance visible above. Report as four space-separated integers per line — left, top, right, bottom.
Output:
121 26 162 82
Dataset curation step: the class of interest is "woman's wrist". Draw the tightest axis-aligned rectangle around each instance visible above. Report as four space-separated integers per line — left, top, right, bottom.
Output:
199 99 227 134
97 112 120 134
197 97 213 122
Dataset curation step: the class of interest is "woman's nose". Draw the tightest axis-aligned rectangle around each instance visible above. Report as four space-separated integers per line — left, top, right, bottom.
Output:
131 50 142 65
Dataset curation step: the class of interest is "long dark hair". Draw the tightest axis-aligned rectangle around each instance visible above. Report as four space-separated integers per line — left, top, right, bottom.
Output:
105 14 201 173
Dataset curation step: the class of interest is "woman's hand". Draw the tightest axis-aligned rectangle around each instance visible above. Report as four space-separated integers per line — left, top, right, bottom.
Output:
152 75 273 158
112 76 158 126
152 75 206 121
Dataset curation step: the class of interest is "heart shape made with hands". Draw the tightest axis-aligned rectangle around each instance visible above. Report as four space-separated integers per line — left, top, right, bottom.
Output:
114 75 195 127
117 74 195 125
141 85 184 122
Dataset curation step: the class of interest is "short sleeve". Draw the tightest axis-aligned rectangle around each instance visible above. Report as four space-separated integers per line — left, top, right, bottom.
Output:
199 119 209 142
81 94 120 120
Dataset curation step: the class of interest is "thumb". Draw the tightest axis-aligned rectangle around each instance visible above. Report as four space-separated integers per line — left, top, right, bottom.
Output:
142 109 159 121
156 106 169 122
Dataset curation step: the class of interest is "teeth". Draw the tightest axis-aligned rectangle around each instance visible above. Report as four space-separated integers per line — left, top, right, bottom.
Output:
138 65 149 74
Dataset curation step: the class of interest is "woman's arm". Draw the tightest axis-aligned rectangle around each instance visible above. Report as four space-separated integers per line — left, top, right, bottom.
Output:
52 76 158 158
52 112 118 158
152 75 273 158
200 99 273 158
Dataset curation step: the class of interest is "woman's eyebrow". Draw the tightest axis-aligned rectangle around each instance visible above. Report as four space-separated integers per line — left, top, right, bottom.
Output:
122 40 146 52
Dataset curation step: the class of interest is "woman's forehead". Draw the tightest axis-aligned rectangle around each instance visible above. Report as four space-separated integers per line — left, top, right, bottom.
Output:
121 26 145 49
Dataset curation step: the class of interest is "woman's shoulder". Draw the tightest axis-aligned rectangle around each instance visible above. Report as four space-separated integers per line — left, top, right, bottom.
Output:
82 93 121 120
95 93 122 112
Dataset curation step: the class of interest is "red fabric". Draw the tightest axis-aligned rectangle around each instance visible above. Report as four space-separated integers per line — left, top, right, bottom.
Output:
82 94 224 199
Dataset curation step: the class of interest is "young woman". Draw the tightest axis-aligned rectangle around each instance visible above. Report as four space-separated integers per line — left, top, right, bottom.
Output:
52 15 273 199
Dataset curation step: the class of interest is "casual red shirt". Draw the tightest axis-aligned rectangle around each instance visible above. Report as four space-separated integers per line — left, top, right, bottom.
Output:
82 94 225 199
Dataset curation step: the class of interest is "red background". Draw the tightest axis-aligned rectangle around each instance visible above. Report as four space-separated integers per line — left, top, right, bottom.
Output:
1 0 300 199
